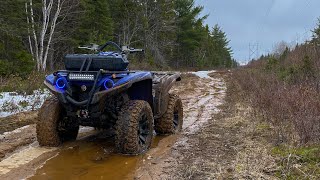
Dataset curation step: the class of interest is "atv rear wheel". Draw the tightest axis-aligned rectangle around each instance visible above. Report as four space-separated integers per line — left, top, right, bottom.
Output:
115 100 154 155
37 97 79 146
155 94 183 134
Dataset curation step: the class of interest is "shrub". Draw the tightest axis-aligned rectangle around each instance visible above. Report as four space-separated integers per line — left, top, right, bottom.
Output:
0 60 11 76
232 43 320 144
0 71 46 94
14 51 34 76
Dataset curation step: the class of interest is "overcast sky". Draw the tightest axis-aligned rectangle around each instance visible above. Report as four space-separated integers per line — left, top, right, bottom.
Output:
195 0 320 64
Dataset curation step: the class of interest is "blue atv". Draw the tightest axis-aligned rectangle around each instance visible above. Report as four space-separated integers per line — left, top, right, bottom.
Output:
36 41 183 155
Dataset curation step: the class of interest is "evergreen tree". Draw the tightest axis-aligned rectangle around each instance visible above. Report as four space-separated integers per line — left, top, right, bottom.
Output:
210 25 233 68
174 0 208 67
0 0 34 76
311 18 320 45
75 0 114 45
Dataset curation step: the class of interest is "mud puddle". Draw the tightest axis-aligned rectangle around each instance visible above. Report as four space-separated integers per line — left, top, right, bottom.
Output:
29 133 168 180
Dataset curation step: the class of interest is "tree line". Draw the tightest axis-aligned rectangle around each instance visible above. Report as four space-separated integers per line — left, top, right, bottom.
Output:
0 0 237 76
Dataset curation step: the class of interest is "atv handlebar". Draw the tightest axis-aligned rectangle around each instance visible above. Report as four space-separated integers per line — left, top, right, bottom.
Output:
78 43 100 51
121 46 144 54
129 48 144 53
79 41 144 55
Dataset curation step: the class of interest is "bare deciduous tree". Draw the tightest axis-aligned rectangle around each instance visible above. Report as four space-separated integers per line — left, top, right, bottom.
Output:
26 0 77 71
273 41 290 58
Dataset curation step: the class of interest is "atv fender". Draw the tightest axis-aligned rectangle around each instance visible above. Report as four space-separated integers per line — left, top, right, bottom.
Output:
152 73 181 118
92 72 153 105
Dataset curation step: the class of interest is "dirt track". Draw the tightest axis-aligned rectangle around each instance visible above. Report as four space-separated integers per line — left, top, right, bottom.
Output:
0 72 278 179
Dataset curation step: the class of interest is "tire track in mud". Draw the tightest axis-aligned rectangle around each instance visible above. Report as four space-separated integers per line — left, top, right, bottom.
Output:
171 74 226 134
0 72 227 179
0 146 56 175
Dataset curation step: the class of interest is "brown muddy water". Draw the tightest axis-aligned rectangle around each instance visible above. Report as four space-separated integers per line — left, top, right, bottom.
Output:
30 133 164 180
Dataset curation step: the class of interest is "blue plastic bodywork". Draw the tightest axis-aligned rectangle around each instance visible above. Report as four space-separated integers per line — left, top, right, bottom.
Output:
45 71 153 106
46 71 152 90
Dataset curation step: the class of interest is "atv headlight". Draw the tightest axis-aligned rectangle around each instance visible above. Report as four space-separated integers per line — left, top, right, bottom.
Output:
56 77 67 89
103 79 114 90
68 73 95 81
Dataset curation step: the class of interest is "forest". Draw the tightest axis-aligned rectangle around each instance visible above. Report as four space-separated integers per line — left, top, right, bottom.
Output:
0 0 237 77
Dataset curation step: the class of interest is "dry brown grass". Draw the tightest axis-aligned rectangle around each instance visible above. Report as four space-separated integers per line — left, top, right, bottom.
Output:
232 43 320 145
169 75 280 179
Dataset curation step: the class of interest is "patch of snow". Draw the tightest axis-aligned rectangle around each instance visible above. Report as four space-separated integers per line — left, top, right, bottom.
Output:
0 89 51 118
191 70 216 78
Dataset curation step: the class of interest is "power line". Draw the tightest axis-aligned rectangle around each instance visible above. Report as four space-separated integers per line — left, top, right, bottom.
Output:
305 0 312 8
249 42 259 61
254 0 275 60
257 0 275 34
265 0 275 19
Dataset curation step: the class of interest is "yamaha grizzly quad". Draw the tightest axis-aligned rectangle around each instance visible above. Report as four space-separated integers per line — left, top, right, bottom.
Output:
36 41 183 155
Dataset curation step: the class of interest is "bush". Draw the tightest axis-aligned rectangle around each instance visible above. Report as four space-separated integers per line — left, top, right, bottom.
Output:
0 71 46 94
0 52 34 77
0 60 11 76
14 51 34 76
233 43 320 144
0 32 35 77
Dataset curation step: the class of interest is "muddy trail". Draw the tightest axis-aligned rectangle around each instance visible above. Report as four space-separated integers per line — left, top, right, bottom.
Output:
0 71 278 179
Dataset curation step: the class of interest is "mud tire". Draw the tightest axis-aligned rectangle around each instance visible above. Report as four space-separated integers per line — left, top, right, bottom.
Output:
115 100 154 155
37 97 79 146
155 94 183 134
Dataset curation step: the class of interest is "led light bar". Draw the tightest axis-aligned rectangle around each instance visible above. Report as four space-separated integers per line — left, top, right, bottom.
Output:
68 73 94 81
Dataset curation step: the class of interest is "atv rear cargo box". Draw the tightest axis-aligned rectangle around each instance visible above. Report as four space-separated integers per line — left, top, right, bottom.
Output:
64 54 129 71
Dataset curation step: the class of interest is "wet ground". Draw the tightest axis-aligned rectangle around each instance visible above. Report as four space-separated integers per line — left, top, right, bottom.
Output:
0 71 234 179
31 133 149 180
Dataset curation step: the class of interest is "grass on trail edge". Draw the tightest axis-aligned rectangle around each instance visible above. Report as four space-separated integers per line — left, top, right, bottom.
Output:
0 71 47 95
229 68 320 179
272 145 320 179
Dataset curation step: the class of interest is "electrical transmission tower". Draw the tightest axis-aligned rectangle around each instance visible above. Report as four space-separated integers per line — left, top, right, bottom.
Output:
249 42 259 61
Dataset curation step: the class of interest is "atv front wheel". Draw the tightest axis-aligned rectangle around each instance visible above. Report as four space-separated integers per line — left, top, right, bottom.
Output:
115 100 154 155
37 97 79 146
155 94 183 134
